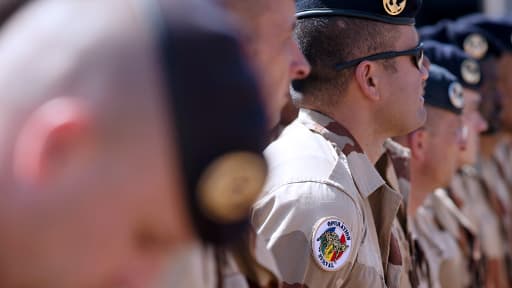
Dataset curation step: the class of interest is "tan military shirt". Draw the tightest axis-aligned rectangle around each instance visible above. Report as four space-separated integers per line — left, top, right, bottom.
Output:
429 189 476 288
252 109 402 287
411 205 463 288
156 233 281 288
380 139 413 288
450 168 505 260
493 139 512 188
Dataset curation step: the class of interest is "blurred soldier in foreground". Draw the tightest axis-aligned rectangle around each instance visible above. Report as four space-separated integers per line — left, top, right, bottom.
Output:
0 0 268 287
396 64 465 287
162 1 311 287
252 0 428 286
218 0 311 128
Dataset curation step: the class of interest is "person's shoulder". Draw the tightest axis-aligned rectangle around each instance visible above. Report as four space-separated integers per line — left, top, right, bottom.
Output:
264 121 358 196
252 181 366 286
265 120 339 169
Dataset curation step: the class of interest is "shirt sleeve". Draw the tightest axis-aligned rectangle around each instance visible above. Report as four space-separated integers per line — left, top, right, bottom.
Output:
252 181 365 288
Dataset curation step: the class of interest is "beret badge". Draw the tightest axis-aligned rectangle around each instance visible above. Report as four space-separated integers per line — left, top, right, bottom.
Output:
463 33 488 60
383 0 407 16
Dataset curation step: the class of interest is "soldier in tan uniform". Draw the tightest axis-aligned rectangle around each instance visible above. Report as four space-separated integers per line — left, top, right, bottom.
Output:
473 18 512 285
395 64 465 287
0 0 272 287
252 0 428 286
420 17 511 287
420 40 488 287
160 1 311 287
378 138 414 288
456 16 512 286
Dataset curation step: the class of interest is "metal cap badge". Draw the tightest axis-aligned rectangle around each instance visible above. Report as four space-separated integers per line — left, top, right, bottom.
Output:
449 82 464 109
424 64 464 115
197 152 267 223
383 0 406 16
460 59 481 85
296 0 421 25
463 33 488 60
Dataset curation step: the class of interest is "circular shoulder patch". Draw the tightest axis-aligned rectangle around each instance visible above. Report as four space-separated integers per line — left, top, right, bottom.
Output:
311 217 352 271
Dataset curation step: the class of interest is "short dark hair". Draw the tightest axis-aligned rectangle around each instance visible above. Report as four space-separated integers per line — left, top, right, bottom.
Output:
293 16 400 107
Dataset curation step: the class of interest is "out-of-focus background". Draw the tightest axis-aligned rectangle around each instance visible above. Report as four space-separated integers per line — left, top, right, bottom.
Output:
417 0 512 26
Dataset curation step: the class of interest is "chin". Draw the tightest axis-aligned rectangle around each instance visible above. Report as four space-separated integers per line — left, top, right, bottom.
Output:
406 112 426 133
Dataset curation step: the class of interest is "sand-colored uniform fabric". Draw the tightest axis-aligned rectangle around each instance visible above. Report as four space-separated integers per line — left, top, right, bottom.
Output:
157 233 281 288
252 109 402 287
411 205 463 288
493 139 512 280
380 139 413 288
450 168 505 260
428 189 477 288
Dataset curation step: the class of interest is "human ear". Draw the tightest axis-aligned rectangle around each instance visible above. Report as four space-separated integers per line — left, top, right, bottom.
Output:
13 97 91 186
354 61 381 102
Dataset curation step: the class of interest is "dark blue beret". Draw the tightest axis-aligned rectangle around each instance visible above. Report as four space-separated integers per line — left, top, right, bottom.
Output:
424 64 464 115
457 14 512 52
423 40 482 89
155 0 268 245
296 0 422 25
419 18 505 60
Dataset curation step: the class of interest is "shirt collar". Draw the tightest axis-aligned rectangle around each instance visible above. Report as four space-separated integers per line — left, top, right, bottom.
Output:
298 108 385 198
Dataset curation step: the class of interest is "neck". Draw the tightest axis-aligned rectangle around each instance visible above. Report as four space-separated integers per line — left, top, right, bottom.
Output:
305 105 386 164
480 134 501 160
408 170 435 216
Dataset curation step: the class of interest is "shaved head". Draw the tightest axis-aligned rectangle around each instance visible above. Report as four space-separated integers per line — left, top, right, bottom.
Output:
0 1 192 287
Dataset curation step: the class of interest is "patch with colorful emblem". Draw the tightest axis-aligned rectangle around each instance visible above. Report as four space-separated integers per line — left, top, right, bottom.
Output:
311 217 352 271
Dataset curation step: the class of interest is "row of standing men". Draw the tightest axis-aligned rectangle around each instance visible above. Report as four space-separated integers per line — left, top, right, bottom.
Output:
167 1 512 288
0 0 511 287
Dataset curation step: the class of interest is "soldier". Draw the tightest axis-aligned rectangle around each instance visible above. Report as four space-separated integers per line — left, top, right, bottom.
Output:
396 64 465 288
448 16 512 287
217 0 311 129
161 1 312 287
252 0 428 286
421 41 487 287
0 0 268 287
465 16 512 285
420 17 511 287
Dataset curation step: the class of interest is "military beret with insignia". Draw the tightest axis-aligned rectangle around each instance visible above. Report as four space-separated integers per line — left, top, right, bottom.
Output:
296 0 422 25
419 17 505 60
424 64 464 115
457 14 512 52
423 40 482 89
155 0 268 245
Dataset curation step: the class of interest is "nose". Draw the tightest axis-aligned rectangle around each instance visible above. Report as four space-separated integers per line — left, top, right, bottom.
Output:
290 41 311 80
459 124 469 151
477 112 488 133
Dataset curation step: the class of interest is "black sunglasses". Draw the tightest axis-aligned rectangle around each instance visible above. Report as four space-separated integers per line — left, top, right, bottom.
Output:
334 42 425 71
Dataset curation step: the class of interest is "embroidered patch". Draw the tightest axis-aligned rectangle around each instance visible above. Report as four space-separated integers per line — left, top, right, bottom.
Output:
311 217 352 271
